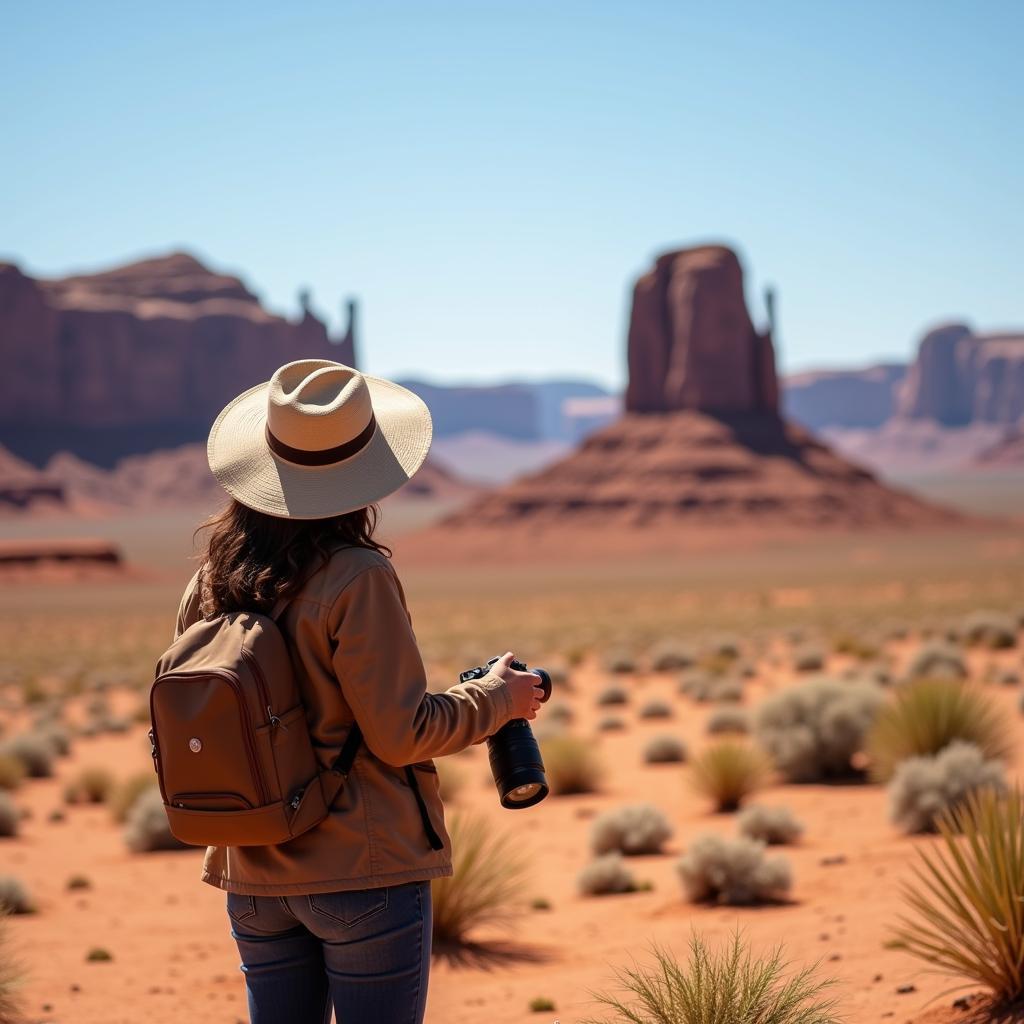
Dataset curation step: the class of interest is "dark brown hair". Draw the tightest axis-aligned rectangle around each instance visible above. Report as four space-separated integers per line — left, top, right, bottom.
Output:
195 499 391 616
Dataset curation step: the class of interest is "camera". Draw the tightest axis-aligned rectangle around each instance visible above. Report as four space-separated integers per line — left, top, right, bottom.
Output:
459 656 552 809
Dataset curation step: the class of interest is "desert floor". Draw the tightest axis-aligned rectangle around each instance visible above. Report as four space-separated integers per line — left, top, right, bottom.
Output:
2 516 1024 1024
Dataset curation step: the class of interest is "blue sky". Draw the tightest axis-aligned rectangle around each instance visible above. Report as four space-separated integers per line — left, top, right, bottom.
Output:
2 1 1020 390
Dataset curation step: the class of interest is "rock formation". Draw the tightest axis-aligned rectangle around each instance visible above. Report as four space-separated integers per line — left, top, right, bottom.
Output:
0 446 66 512
898 324 1024 427
418 244 959 550
784 365 907 431
0 252 356 465
625 245 777 415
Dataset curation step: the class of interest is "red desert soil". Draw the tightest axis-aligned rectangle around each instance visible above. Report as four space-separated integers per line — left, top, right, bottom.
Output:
3 642 1021 1024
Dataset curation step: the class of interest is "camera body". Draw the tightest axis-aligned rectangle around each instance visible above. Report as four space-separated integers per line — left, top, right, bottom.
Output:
459 656 552 809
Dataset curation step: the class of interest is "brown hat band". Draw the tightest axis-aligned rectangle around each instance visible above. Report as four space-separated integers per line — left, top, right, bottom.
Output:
265 414 377 466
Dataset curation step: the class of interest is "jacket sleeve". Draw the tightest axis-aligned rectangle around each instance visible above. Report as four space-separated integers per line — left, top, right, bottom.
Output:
327 564 514 765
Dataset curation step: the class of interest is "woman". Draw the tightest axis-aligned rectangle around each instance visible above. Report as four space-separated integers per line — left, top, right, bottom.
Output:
174 358 545 1024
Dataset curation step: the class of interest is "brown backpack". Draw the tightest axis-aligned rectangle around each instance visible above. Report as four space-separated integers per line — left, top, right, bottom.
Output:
149 591 363 847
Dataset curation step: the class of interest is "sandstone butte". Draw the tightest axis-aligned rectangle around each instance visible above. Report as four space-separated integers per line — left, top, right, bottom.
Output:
0 251 355 466
405 244 963 559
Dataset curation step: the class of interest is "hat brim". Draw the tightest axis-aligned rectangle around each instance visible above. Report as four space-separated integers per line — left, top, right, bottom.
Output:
207 374 433 519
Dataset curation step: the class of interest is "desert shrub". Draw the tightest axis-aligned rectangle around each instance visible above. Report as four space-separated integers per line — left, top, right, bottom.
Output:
793 646 825 673
888 741 1007 834
690 741 767 812
755 679 884 783
706 636 741 661
905 642 967 682
890 786 1024 1002
65 767 116 805
603 650 637 675
738 805 804 845
706 707 750 736
962 610 1017 650
0 734 54 778
0 877 34 915
124 788 187 853
638 699 673 720
86 947 113 962
643 735 687 764
649 641 695 672
676 835 791 905
529 996 556 1012
832 633 880 661
577 852 641 896
866 678 1011 782
678 673 743 704
597 715 626 732
545 701 575 726
431 812 527 944
109 774 156 823
0 795 18 839
540 735 604 795
0 757 23 793
66 874 92 891
38 724 71 757
590 803 673 856
984 666 1020 687
582 931 839 1024
596 684 629 707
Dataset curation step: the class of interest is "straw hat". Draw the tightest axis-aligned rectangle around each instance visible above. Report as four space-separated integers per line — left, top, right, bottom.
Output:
207 359 432 519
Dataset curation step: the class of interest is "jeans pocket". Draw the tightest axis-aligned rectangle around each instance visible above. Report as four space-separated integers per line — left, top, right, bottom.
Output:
308 887 389 928
226 892 257 924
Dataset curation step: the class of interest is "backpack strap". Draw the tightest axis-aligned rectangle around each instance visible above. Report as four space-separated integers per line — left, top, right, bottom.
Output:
404 766 445 851
320 721 364 805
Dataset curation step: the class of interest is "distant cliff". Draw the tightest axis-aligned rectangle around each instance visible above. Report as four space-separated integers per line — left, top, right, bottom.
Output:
0 252 355 466
784 365 907 431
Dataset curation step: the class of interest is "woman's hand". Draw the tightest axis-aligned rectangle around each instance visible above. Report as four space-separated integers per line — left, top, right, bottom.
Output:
490 651 546 720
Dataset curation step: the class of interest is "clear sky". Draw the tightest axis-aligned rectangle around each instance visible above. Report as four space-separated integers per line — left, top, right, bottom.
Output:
2 1 1020 390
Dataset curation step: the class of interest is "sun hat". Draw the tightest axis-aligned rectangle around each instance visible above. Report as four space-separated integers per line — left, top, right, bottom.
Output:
207 359 432 519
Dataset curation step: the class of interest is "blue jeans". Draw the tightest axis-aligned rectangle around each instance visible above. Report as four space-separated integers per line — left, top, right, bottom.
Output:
226 880 432 1024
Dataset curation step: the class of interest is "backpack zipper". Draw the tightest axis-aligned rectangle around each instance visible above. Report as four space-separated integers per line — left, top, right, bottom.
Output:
151 669 269 806
240 649 282 728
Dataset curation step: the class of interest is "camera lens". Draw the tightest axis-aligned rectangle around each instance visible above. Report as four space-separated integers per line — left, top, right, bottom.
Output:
487 719 549 809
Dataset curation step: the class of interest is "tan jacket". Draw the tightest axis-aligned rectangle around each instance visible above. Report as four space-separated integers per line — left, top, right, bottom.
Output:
173 544 514 895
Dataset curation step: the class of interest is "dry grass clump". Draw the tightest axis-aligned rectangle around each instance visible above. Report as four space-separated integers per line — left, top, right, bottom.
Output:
638 698 673 720
577 852 645 896
431 811 527 944
833 632 881 661
0 915 23 1024
643 735 687 764
597 715 627 732
738 805 804 846
0 795 18 839
0 734 54 779
109 774 157 823
690 741 768 812
0 757 23 794
123 788 187 853
706 706 750 736
793 646 825 672
64 767 116 806
866 679 1011 782
676 835 791 905
962 609 1017 650
755 679 884 783
596 684 629 707
0 877 35 916
678 673 743 703
581 931 839 1024
590 804 673 856
545 701 575 727
888 741 1007 834
890 786 1024 1003
648 641 695 672
905 642 967 682
35 723 70 757
540 735 604 795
